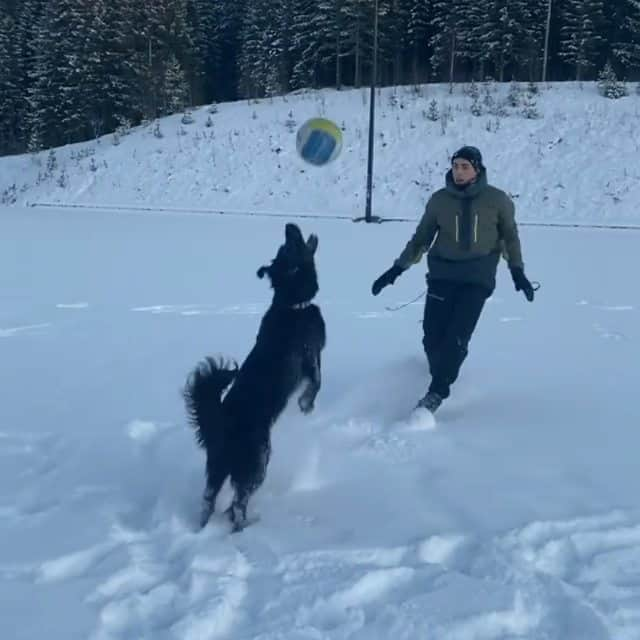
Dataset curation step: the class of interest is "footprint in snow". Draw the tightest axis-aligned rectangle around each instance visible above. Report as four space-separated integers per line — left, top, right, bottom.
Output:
131 303 214 315
37 541 120 584
500 510 640 638
0 323 51 338
577 300 634 312
0 431 62 476
597 304 634 312
126 419 175 450
300 566 415 630
89 523 250 640
131 303 263 316
355 310 392 319
593 323 626 341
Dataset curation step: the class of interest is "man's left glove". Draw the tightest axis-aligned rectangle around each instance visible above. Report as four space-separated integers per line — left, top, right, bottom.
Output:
510 266 535 302
371 264 404 296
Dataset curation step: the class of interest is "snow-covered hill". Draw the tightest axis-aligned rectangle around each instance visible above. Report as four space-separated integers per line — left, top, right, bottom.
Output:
1 81 640 226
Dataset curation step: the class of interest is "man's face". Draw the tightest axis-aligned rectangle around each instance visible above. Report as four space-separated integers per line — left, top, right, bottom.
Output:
452 159 478 185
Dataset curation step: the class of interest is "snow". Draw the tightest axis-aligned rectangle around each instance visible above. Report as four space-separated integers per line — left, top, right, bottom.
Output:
2 82 640 226
1 82 640 639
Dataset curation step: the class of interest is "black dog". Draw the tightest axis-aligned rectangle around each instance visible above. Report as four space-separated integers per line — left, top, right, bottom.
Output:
183 223 326 531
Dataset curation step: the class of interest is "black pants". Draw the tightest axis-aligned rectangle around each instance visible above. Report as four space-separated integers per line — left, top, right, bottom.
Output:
422 280 490 399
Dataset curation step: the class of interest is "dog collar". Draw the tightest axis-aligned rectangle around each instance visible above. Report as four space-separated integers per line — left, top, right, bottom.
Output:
291 301 313 310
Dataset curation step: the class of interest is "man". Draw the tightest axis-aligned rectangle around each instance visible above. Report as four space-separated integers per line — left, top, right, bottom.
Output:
371 146 535 414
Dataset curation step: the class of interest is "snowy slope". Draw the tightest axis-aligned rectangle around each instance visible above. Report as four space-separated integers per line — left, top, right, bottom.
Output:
1 202 640 639
1 82 640 226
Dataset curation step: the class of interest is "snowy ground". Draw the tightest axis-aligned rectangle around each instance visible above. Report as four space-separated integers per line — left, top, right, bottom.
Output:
2 205 640 639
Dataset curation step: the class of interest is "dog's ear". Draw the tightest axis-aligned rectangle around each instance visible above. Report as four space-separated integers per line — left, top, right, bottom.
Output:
285 223 304 246
306 234 318 255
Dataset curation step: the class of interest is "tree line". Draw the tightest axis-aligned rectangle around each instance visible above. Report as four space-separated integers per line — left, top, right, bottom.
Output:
1 0 638 156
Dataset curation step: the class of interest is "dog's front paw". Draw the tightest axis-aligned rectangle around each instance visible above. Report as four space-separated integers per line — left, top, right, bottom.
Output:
298 393 315 414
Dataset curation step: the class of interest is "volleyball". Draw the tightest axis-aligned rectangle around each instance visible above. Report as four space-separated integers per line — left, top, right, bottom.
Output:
296 118 342 166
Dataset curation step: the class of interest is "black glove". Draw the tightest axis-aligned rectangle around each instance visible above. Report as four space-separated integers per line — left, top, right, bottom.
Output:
510 266 535 302
371 264 404 296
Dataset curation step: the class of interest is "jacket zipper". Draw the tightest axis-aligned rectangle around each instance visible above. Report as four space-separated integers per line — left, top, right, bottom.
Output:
473 214 478 244
455 214 459 243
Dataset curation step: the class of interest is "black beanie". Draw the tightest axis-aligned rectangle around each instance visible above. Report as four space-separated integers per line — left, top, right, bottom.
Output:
451 146 483 171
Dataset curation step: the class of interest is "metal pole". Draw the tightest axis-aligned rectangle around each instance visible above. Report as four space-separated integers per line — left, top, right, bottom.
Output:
364 0 379 223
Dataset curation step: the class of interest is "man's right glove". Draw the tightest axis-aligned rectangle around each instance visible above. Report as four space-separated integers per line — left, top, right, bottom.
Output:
371 264 404 296
510 266 535 302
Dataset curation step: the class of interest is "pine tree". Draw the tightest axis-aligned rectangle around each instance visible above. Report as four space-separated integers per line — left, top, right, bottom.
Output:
25 0 94 148
70 1 109 140
290 0 350 90
609 0 640 75
0 0 20 155
238 0 270 96
186 0 222 103
163 53 189 113
377 0 409 86
315 0 350 89
471 0 542 81
597 61 627 98
263 0 294 96
522 0 547 81
91 0 146 135
25 18 51 151
406 0 433 83
559 0 606 80
0 13 20 154
341 0 375 88
215 0 247 101
430 0 475 84
429 0 466 82
140 0 192 117
13 0 47 151
290 0 318 90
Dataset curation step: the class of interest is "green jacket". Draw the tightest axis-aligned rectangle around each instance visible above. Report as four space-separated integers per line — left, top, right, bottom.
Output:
394 169 524 291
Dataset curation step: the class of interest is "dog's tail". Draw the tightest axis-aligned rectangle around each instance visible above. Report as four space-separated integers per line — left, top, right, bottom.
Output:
183 357 238 450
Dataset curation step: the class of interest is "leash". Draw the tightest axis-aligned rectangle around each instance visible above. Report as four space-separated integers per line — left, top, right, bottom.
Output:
384 290 427 312
384 280 541 312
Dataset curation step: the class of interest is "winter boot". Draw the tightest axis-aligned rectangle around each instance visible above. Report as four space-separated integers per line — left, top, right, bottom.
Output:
416 390 443 414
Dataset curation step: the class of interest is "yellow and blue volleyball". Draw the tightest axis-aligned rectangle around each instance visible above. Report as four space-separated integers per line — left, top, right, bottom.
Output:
296 118 342 166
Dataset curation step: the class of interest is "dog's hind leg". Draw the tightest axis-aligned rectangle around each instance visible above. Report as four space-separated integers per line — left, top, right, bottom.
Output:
226 439 271 531
200 458 229 528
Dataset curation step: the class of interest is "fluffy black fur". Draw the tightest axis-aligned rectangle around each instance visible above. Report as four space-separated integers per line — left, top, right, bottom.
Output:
183 223 326 531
